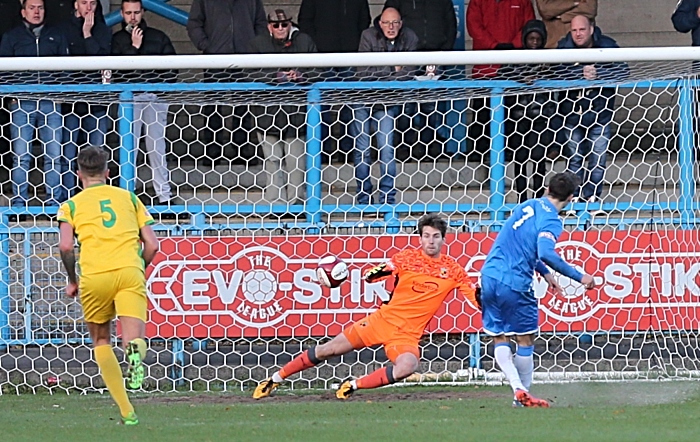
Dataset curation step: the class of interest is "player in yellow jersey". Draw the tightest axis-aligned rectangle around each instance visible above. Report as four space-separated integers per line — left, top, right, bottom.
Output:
57 146 159 426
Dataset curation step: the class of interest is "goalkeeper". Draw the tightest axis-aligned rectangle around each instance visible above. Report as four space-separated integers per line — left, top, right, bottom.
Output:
253 214 478 400
58 146 159 425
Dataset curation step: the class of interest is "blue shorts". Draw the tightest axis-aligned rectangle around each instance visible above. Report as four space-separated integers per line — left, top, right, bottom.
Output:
481 275 539 336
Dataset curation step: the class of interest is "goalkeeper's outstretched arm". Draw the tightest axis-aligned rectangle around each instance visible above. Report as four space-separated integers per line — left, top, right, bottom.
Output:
363 262 395 283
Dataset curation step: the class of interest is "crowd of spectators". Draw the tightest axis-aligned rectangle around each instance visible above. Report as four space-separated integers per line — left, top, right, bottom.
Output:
0 0 646 211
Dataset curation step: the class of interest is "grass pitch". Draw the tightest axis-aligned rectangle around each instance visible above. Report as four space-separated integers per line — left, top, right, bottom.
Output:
2 382 700 442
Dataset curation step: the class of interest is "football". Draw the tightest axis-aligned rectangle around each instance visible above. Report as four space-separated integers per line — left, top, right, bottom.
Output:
316 256 349 288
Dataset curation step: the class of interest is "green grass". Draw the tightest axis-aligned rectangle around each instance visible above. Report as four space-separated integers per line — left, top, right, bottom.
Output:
3 382 700 442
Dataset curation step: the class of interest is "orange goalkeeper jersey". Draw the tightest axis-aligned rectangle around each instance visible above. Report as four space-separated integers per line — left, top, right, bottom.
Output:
371 248 477 339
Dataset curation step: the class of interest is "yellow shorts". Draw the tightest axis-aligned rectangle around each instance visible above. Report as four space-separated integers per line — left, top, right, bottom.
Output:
79 267 147 324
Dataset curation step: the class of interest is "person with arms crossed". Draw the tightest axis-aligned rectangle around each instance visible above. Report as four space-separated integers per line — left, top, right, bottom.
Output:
58 146 159 425
479 171 600 407
253 213 478 400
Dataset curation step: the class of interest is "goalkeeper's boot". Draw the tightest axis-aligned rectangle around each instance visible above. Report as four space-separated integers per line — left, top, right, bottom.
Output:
121 411 139 426
125 340 145 390
515 389 550 408
336 381 356 400
253 378 279 399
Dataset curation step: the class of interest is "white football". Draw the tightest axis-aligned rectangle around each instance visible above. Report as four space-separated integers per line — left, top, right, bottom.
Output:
316 256 349 288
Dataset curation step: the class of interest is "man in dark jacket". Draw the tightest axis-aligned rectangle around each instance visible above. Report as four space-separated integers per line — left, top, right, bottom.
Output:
351 7 418 205
246 9 317 206
555 15 629 206
112 0 179 206
499 20 559 203
0 0 69 207
672 0 700 47
298 0 370 155
298 0 370 53
59 0 112 199
383 0 456 51
186 0 267 166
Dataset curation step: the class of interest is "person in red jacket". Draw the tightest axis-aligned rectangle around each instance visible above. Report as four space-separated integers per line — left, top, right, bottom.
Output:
466 0 534 155
466 0 535 79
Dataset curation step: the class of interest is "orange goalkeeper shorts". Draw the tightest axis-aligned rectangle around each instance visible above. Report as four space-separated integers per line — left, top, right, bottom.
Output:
343 311 420 363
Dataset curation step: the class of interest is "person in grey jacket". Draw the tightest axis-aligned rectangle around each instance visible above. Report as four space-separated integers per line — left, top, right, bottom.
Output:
351 7 418 205
246 10 317 206
186 0 267 167
187 0 266 55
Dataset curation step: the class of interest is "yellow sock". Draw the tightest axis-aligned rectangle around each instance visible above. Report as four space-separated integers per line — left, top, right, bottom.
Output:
131 338 147 359
94 345 134 418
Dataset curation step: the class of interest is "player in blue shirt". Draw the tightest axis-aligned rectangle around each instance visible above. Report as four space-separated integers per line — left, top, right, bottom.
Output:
480 172 599 407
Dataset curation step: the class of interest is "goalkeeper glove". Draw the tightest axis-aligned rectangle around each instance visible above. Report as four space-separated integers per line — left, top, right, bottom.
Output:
364 263 393 283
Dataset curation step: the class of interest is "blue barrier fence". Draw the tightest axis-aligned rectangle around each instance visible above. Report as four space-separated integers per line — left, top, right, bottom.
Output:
0 78 696 369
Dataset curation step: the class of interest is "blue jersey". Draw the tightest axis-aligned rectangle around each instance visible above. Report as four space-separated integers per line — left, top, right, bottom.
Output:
481 197 564 292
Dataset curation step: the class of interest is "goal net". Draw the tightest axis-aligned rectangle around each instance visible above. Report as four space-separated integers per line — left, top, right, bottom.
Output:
0 48 699 393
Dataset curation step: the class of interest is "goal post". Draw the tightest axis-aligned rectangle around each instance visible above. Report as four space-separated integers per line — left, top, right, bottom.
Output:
0 47 699 393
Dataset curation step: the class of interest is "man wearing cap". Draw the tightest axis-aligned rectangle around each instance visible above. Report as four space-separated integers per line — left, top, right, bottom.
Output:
245 10 317 206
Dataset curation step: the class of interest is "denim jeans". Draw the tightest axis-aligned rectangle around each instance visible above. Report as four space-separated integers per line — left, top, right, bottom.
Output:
62 104 109 198
350 105 398 204
9 99 63 206
563 123 611 199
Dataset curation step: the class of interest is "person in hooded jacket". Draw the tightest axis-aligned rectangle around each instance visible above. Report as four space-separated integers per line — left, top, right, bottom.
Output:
499 20 560 203
554 16 629 207
245 9 317 207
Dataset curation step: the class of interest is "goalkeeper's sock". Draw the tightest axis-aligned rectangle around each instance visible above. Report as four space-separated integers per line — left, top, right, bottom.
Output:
279 347 322 379
514 345 534 391
494 343 525 392
356 366 395 390
94 344 134 418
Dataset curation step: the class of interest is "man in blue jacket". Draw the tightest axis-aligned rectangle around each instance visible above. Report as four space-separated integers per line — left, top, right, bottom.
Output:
0 0 70 207
555 15 628 208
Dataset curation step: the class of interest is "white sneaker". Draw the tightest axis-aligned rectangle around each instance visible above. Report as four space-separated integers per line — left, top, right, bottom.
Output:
587 196 606 216
565 197 579 216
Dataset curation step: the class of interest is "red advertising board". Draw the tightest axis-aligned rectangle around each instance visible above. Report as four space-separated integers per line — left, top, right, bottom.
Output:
146 230 700 338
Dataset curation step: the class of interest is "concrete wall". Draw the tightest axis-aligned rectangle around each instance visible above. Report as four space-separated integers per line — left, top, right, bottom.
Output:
107 0 692 55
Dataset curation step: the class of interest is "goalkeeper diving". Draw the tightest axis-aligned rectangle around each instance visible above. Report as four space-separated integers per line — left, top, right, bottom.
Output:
253 214 478 399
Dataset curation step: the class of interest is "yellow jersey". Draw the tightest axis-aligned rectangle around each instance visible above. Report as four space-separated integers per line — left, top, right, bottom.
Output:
57 184 154 276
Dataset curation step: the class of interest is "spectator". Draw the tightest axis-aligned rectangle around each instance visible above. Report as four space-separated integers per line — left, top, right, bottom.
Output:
536 0 597 49
187 0 267 166
246 9 317 206
0 0 23 184
351 7 419 205
112 0 180 206
555 15 629 206
384 0 456 51
44 0 104 27
0 0 69 207
385 0 457 157
59 0 111 199
672 1 700 50
466 0 534 79
298 0 370 53
466 0 534 155
499 20 559 203
298 0 370 157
